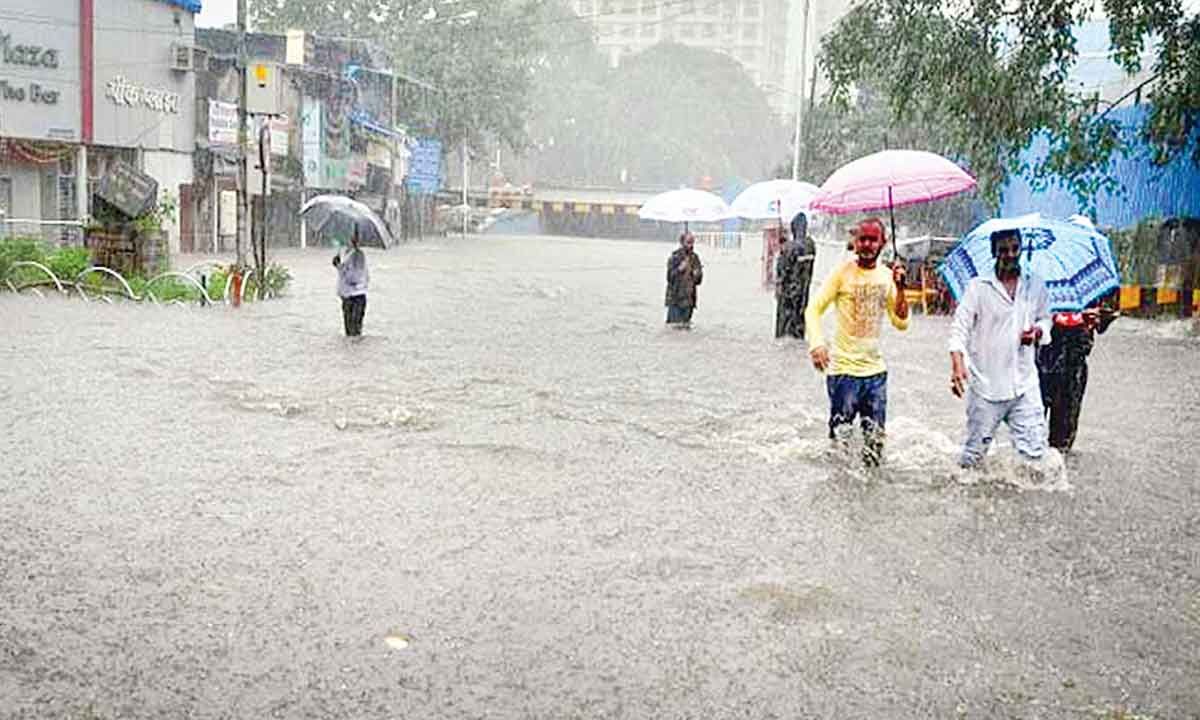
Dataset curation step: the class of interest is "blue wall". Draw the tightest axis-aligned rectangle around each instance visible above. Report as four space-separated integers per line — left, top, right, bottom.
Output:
999 107 1200 230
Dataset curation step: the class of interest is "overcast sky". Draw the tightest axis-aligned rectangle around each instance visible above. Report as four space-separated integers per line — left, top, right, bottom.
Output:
195 0 1200 32
196 0 236 28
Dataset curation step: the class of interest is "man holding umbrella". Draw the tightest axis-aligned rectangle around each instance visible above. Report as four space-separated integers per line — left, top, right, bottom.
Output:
333 225 370 337
805 218 909 466
948 229 1051 468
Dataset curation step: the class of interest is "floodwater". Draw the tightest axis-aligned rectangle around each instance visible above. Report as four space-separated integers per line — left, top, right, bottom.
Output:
2 235 1198 719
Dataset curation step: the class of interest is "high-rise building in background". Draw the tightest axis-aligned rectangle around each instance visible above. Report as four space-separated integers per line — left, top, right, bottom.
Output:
576 0 791 116
784 0 855 118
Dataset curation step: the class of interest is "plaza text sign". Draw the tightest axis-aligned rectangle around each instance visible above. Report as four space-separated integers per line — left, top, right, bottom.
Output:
0 28 62 106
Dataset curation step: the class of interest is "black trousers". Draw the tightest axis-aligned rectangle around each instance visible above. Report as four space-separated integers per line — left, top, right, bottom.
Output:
775 295 807 339
341 295 367 336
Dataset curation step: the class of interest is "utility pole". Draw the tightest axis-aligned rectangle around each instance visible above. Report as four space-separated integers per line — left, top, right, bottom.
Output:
236 0 249 268
791 0 810 181
461 144 469 238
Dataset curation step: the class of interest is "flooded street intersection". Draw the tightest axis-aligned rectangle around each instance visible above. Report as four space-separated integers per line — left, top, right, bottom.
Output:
2 235 1198 718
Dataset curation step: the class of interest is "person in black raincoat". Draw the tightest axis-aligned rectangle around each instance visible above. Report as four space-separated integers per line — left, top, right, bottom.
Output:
1037 297 1119 452
774 212 816 339
665 232 704 328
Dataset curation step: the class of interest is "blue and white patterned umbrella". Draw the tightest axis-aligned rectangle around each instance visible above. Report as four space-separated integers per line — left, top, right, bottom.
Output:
940 213 1121 312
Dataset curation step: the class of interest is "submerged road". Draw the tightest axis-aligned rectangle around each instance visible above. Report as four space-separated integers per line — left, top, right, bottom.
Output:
2 235 1198 718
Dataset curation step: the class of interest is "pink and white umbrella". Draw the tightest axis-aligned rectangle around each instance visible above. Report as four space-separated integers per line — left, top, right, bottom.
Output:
810 150 977 252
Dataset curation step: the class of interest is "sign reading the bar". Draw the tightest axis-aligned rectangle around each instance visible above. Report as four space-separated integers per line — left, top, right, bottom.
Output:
95 160 159 218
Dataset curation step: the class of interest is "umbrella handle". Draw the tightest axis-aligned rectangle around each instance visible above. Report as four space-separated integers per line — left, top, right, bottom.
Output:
888 187 898 260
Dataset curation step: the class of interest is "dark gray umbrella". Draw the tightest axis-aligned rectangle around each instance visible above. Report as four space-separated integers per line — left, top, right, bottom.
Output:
299 194 393 248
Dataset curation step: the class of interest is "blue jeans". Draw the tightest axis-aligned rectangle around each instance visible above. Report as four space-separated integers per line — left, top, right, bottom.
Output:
826 372 888 465
959 388 1047 467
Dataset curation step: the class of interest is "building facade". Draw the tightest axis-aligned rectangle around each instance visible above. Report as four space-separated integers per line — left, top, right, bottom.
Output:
191 28 420 253
577 0 790 115
0 0 197 251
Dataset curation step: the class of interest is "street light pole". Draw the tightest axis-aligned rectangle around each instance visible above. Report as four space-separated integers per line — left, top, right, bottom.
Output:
791 0 810 181
236 0 249 268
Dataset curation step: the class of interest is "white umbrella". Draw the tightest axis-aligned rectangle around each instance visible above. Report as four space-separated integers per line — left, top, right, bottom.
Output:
730 179 819 222
637 188 734 228
300 194 393 248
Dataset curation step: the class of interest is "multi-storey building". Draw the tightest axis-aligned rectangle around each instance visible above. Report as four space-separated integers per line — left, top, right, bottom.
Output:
577 0 791 115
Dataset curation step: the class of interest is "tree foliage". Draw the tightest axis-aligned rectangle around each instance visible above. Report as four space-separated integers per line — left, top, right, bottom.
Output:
780 87 985 235
527 43 786 187
819 0 1200 207
250 0 569 152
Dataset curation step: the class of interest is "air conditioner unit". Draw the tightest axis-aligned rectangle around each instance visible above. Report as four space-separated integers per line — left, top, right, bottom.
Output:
169 43 195 72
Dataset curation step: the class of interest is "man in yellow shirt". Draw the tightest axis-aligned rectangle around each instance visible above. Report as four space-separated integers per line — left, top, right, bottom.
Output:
805 218 910 465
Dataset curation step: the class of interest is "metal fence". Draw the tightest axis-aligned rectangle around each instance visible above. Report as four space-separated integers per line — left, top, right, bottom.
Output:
0 218 85 247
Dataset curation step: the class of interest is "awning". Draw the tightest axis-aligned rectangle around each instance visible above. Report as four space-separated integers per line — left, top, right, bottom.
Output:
156 0 201 12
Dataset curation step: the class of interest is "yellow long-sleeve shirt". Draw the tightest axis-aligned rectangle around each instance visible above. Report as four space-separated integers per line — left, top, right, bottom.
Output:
804 260 909 377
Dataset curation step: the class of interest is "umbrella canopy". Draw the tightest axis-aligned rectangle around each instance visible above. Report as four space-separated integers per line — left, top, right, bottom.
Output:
809 150 977 215
730 179 819 221
299 194 393 249
939 213 1122 313
638 188 734 224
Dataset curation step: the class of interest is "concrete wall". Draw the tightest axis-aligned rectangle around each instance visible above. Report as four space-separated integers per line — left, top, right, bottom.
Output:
91 0 197 253
92 0 196 153
1000 105 1200 230
142 149 194 253
0 161 44 228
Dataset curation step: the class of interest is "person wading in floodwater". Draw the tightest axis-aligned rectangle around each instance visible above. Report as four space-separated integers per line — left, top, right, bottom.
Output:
333 226 369 338
805 218 909 466
775 211 816 339
1037 295 1119 453
665 232 704 329
949 228 1051 468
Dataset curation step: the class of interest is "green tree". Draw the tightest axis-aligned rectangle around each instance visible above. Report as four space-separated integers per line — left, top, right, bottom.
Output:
818 0 1200 206
250 0 570 152
528 43 787 187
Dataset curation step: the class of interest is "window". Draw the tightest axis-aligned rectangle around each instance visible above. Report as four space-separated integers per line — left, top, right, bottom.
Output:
742 23 758 41
641 24 657 38
742 47 758 63
622 0 636 14
577 0 594 14
620 23 636 37
742 0 760 18
641 1 657 15
702 23 716 38
679 23 696 38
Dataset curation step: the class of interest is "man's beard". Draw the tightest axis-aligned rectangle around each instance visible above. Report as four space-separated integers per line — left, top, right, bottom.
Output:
997 257 1020 274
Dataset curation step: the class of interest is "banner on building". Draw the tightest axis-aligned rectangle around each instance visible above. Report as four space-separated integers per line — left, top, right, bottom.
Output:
347 156 368 187
208 101 238 146
268 116 289 157
405 138 442 194
301 96 323 187
367 141 391 169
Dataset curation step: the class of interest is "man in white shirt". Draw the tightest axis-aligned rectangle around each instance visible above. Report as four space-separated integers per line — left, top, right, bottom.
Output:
948 229 1052 468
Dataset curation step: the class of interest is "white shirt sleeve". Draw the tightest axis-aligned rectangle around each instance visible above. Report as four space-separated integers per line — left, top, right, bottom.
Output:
1031 278 1052 345
948 280 977 355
